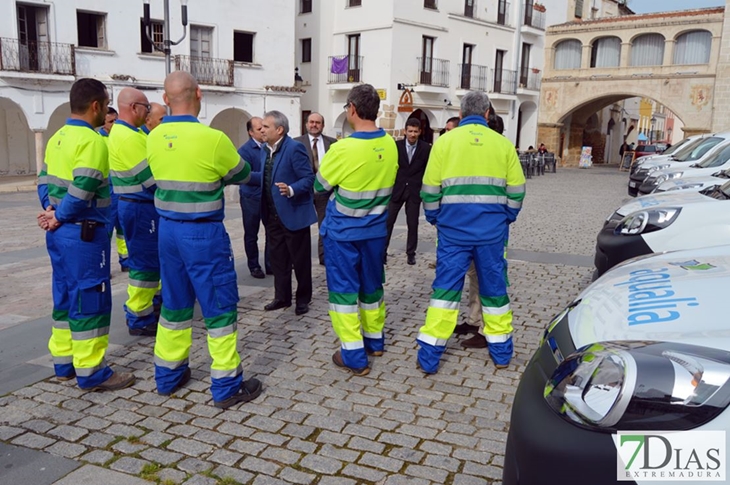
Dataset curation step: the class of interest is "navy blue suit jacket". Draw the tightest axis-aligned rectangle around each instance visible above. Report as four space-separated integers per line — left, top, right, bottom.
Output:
238 138 264 198
248 135 317 232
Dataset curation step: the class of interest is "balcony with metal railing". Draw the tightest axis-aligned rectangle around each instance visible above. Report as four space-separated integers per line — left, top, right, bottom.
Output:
0 37 75 76
518 68 541 91
458 64 489 91
523 3 546 30
174 55 234 87
417 57 450 88
490 68 517 95
328 55 363 84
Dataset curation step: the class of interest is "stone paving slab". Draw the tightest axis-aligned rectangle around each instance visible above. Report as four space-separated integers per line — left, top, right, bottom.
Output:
0 167 630 484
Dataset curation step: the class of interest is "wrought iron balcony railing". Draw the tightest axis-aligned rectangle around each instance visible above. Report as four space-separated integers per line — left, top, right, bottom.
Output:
518 69 541 91
418 57 450 88
0 37 75 76
491 68 517 95
524 4 546 29
459 63 489 91
174 55 233 87
328 55 363 84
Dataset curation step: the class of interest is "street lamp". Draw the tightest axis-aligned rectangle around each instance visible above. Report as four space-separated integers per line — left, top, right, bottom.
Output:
650 116 656 144
142 0 188 77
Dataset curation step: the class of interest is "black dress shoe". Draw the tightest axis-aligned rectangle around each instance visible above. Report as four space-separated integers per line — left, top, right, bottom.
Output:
264 300 291 311
407 254 416 265
454 323 477 335
461 334 488 349
250 268 265 279
295 303 309 315
129 323 157 337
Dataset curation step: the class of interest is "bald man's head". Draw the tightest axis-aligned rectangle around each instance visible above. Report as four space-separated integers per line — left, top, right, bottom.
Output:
163 71 201 115
117 87 150 128
145 102 166 132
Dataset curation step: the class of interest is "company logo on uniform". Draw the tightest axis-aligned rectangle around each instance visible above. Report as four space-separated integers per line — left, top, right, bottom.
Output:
614 268 699 325
669 260 717 271
616 431 725 481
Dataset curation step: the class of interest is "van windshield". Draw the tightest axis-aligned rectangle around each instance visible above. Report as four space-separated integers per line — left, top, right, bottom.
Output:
676 137 724 162
698 143 730 168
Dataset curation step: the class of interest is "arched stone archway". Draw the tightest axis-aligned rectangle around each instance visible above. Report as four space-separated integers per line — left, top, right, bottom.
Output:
209 108 252 148
334 111 354 139
0 97 35 175
46 102 70 140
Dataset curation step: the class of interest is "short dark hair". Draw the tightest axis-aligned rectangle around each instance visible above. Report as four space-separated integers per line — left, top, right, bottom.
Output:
347 84 380 121
447 116 460 126
405 118 421 130
70 78 107 114
488 113 504 135
246 119 253 133
106 106 117 115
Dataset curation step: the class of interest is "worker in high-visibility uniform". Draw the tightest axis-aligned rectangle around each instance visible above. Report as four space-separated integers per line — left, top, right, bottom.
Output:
417 91 525 374
108 88 160 337
314 84 398 376
36 78 135 391
99 107 129 272
147 71 262 408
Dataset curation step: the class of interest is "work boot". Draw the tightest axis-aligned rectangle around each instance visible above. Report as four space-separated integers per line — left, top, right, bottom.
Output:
214 378 263 409
91 371 136 392
332 350 370 376
158 367 192 397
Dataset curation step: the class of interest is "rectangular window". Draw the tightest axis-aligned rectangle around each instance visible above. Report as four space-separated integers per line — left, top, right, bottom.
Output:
301 0 312 13
520 42 531 86
347 34 361 82
420 36 434 84
348 0 362 6
461 43 474 89
494 49 506 92
301 38 312 63
77 11 106 49
301 110 311 136
464 0 475 17
575 0 584 18
424 0 437 9
190 25 213 58
234 31 254 63
140 19 163 53
497 0 508 25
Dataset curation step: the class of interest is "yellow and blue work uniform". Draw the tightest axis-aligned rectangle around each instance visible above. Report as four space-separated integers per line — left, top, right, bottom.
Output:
418 115 526 372
147 114 251 402
108 119 160 332
37 119 114 388
314 128 398 370
99 127 129 270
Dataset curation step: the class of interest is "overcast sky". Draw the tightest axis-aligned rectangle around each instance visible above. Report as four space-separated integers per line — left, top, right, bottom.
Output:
628 0 725 14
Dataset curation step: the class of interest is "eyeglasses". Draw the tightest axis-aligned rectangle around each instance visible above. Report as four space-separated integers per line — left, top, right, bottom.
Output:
132 102 151 113
343 102 351 110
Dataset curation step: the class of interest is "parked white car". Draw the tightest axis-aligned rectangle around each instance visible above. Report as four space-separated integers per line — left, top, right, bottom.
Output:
647 141 730 194
504 244 730 485
595 187 730 277
628 134 724 197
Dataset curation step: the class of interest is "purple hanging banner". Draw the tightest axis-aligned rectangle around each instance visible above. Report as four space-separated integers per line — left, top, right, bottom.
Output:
331 56 349 74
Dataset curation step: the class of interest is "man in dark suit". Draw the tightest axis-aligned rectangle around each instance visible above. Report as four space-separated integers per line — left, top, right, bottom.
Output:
294 112 336 266
238 117 271 279
248 110 316 316
385 118 431 265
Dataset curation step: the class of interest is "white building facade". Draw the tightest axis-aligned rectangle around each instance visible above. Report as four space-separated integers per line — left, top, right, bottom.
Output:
0 0 301 176
296 0 546 149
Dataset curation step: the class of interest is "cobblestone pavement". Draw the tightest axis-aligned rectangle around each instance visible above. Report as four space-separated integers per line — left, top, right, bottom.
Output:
0 167 630 484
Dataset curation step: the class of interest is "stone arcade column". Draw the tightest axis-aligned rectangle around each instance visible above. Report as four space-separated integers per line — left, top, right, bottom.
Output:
537 122 563 162
712 0 730 131
34 130 44 175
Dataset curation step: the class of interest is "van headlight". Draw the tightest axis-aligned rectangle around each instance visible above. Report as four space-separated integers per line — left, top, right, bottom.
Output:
648 164 670 173
544 341 730 431
615 208 681 235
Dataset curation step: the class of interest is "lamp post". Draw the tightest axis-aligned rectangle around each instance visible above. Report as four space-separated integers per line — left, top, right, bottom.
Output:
650 116 656 144
142 0 188 77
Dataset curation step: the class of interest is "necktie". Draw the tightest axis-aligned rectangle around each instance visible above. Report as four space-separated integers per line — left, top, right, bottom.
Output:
312 138 319 172
408 144 415 164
